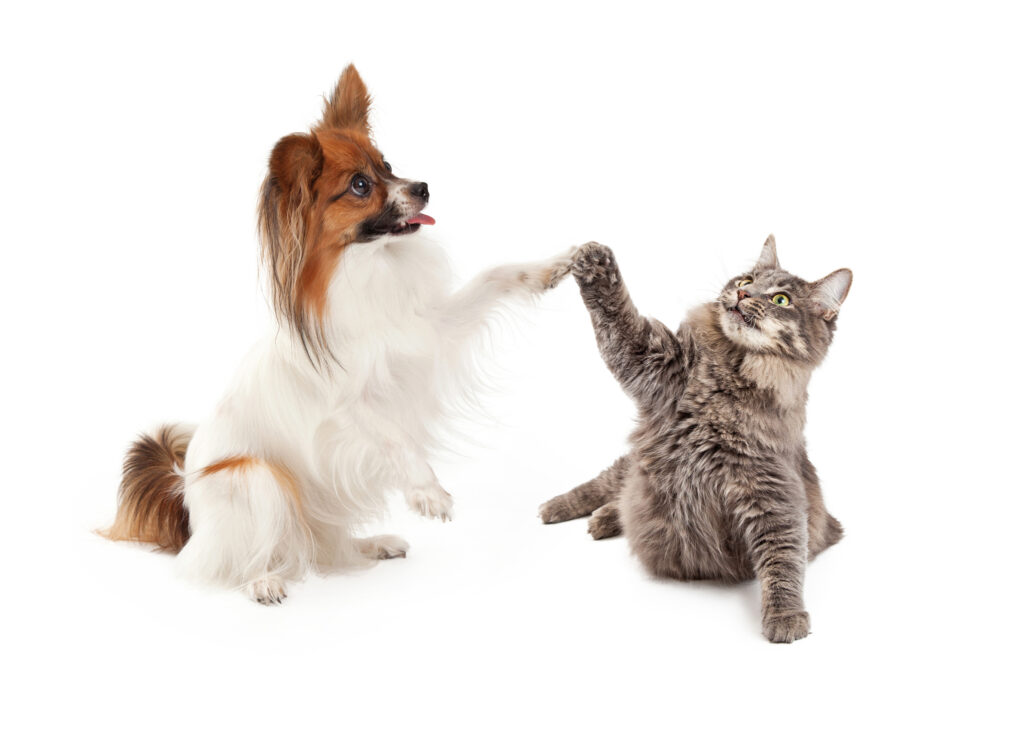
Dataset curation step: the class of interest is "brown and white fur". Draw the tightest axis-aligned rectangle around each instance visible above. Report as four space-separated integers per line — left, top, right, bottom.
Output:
103 66 571 603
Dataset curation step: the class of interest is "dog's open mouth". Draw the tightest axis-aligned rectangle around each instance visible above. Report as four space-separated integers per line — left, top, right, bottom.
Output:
390 213 436 235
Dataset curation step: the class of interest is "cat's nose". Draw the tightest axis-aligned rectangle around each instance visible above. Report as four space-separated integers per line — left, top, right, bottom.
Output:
737 289 750 301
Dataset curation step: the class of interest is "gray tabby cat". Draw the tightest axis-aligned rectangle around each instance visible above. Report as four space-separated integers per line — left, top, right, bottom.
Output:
540 237 851 643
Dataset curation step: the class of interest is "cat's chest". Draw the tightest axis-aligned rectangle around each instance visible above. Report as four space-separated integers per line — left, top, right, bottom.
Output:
634 382 800 468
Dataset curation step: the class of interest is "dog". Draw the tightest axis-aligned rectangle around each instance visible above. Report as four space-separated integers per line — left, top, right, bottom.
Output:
103 65 570 603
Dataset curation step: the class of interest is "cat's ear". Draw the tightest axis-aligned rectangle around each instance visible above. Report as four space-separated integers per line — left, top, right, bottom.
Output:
754 234 779 272
810 269 853 321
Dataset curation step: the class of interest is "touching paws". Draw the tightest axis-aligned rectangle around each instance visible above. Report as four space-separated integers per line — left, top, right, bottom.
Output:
406 484 454 522
516 248 576 293
762 610 810 643
571 241 618 285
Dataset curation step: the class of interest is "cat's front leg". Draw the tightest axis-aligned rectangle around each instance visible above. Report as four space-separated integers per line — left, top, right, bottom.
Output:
571 242 685 403
751 518 810 643
735 484 812 643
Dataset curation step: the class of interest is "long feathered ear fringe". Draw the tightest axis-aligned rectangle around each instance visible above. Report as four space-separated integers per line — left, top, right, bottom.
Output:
318 64 372 134
811 268 853 321
258 133 336 368
754 234 780 271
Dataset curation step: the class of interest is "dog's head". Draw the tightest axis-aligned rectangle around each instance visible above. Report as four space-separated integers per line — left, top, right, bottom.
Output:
258 65 432 364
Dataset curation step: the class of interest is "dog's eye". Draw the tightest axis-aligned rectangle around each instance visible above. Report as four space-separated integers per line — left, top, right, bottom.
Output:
350 175 371 197
383 160 392 173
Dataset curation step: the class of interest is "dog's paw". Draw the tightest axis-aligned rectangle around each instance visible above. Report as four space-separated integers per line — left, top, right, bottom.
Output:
571 242 618 285
762 611 810 643
498 248 577 294
406 485 454 522
247 575 287 605
537 247 576 290
358 534 410 560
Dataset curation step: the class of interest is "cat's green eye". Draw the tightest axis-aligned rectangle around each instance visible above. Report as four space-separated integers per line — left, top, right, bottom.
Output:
771 293 791 307
737 278 753 287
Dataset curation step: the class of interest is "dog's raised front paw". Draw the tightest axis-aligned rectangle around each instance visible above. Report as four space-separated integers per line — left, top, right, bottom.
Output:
538 247 576 289
406 485 454 522
512 248 577 293
762 610 810 643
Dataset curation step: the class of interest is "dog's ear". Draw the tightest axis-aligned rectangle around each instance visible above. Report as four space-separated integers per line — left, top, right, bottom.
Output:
267 133 323 200
319 64 372 134
259 133 324 356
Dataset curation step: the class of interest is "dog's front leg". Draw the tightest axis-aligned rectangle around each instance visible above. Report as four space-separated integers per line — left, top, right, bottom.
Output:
388 444 453 521
435 249 575 339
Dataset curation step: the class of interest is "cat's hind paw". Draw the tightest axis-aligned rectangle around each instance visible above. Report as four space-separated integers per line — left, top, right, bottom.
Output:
587 503 622 540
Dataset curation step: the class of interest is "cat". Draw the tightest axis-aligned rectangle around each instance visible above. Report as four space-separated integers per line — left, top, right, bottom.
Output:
540 237 851 642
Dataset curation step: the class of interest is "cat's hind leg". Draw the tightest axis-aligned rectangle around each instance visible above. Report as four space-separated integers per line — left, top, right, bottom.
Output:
800 448 844 559
539 455 630 524
587 501 622 539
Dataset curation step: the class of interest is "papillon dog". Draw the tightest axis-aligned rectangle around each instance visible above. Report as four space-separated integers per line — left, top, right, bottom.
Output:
104 66 571 603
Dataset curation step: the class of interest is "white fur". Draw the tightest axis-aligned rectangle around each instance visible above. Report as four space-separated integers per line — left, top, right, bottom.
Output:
177 231 570 600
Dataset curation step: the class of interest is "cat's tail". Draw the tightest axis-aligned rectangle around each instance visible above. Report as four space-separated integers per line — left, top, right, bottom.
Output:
539 454 631 524
99 424 193 553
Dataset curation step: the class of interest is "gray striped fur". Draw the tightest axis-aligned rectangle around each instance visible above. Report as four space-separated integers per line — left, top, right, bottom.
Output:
540 238 851 643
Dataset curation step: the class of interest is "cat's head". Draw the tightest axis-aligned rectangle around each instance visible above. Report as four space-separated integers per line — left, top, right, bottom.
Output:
717 235 852 363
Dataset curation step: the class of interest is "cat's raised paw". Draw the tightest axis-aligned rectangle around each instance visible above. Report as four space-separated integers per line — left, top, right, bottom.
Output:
571 242 618 284
762 611 810 643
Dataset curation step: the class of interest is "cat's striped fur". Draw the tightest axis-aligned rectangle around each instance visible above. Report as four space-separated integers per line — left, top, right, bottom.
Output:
541 238 850 643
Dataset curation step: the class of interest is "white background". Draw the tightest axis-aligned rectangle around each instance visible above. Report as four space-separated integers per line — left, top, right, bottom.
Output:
3 1 1022 730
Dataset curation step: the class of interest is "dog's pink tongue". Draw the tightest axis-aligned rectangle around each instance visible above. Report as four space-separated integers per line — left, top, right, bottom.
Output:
408 213 435 226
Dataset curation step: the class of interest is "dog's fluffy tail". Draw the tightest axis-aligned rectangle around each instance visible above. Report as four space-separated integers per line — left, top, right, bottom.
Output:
101 424 193 553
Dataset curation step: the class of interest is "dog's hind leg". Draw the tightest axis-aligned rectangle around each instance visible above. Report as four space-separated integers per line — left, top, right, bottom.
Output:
177 457 313 604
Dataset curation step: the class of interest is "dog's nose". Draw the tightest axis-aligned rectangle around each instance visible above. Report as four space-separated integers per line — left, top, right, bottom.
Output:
737 289 750 301
408 182 429 201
